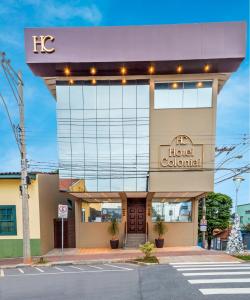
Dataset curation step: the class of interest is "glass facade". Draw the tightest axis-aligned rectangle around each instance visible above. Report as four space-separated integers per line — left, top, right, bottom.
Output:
154 80 212 109
152 201 192 222
56 80 150 192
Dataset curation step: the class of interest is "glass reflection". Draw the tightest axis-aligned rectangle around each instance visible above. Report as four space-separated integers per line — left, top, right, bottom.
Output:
56 80 149 192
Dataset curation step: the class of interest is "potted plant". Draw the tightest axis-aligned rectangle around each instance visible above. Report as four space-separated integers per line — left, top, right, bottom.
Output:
154 216 167 248
108 218 119 249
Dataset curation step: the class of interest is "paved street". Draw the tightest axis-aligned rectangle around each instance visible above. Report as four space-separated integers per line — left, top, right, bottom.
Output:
1 262 250 299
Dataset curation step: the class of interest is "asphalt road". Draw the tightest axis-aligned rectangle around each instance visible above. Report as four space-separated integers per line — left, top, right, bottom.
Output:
1 262 250 299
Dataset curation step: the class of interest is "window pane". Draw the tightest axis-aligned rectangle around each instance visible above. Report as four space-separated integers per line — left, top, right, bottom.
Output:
152 201 192 222
82 202 122 222
0 206 17 235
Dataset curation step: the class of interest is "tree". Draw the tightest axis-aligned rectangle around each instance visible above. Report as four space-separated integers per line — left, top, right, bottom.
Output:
199 192 232 249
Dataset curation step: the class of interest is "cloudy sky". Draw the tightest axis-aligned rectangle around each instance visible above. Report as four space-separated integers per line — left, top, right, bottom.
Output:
0 0 249 206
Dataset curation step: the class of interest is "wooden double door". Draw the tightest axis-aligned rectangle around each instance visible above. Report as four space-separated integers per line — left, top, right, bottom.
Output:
127 199 146 233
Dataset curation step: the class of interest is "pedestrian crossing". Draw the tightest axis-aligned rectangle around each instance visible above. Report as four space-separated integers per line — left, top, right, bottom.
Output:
170 261 250 296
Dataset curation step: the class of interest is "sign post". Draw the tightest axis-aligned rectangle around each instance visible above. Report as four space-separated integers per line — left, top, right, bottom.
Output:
58 204 68 256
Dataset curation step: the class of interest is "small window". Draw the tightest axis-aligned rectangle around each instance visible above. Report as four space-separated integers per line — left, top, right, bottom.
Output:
0 205 17 235
154 81 212 109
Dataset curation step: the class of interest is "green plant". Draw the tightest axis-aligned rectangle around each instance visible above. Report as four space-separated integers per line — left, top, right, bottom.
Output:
154 216 167 239
139 242 154 258
108 218 119 240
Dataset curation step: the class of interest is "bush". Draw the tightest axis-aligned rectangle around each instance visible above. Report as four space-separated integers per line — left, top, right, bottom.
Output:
139 242 154 258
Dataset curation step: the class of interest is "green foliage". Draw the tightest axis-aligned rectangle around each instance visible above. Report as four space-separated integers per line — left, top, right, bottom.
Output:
108 218 119 239
234 255 250 261
199 192 232 240
242 223 250 232
154 216 167 238
135 256 159 264
139 242 154 258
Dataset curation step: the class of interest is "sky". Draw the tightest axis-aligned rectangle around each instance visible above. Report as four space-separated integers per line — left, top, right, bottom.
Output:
0 0 249 207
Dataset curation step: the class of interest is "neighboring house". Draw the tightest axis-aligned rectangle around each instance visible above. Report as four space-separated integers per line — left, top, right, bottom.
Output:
212 228 231 251
237 203 250 226
0 172 76 258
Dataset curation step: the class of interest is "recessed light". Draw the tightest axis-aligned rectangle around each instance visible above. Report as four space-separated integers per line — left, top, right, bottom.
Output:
197 82 203 88
91 78 96 85
64 67 71 76
204 64 211 72
172 82 178 89
90 67 96 75
69 79 74 85
120 66 127 75
122 78 126 84
148 65 155 74
176 65 183 73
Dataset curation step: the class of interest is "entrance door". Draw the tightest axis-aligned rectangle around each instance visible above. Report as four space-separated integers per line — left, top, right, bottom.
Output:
127 199 146 233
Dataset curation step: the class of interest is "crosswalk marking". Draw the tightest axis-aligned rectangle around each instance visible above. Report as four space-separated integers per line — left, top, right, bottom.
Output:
177 266 250 271
88 265 103 270
170 261 241 265
0 269 4 277
200 288 250 295
54 267 64 272
173 263 246 268
34 267 44 273
189 278 250 284
18 268 24 274
183 271 250 276
104 264 133 271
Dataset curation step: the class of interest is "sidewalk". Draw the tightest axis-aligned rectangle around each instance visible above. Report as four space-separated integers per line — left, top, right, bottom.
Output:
0 246 241 268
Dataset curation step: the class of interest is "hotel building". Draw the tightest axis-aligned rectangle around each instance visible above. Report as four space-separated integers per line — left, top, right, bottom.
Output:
24 22 246 248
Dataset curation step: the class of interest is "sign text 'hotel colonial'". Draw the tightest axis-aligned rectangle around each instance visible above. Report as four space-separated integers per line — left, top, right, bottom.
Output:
160 135 203 169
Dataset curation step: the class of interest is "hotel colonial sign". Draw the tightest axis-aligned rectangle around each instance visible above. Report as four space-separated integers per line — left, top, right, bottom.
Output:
32 35 55 53
160 135 203 169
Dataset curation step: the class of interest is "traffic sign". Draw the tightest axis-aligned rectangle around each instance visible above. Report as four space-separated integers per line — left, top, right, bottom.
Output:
58 204 68 219
200 225 207 232
200 218 207 226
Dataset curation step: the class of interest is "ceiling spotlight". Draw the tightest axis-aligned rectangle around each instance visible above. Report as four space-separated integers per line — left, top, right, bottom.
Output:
176 65 183 73
69 79 74 85
64 67 71 76
204 64 211 72
90 67 96 75
122 78 127 84
120 66 127 75
148 65 155 74
91 78 96 85
172 82 178 89
197 82 203 88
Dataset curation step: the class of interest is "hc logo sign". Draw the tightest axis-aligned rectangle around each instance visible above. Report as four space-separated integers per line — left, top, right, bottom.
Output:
32 35 55 54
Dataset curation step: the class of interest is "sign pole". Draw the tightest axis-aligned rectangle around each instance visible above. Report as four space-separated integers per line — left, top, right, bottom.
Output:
62 217 64 256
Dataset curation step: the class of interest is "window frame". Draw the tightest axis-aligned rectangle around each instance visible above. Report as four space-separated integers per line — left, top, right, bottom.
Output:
0 205 17 236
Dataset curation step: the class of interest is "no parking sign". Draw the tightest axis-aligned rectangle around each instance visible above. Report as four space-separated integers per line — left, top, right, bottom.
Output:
58 204 68 219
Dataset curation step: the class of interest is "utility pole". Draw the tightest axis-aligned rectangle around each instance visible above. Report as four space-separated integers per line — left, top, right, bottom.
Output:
202 197 206 248
18 71 31 263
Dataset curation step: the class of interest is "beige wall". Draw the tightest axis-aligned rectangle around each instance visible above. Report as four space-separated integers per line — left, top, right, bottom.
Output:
37 174 77 254
149 75 218 192
0 178 40 240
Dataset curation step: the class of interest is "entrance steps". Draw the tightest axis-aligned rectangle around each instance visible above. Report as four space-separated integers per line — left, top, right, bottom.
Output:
124 234 146 248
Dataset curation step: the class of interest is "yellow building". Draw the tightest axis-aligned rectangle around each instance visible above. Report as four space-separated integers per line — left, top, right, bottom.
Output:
0 172 75 258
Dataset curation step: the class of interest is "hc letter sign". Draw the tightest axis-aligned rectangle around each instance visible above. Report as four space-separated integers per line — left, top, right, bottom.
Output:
160 135 203 169
32 35 55 53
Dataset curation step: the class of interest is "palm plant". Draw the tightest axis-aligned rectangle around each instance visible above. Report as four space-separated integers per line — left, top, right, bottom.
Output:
108 218 119 240
154 216 166 239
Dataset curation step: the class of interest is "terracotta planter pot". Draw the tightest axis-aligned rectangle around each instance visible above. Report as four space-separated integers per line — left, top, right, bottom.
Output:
110 239 119 249
155 238 164 248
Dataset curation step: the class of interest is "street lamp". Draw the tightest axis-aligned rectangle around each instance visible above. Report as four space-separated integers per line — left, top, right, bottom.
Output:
233 175 245 214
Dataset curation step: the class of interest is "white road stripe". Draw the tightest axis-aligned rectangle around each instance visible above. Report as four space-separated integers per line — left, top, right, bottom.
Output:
54 267 64 272
0 269 4 277
104 264 133 271
18 268 24 274
70 266 84 271
34 267 44 273
189 278 250 284
170 261 241 265
178 266 250 271
173 264 246 268
200 288 250 295
183 271 250 276
88 265 103 270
